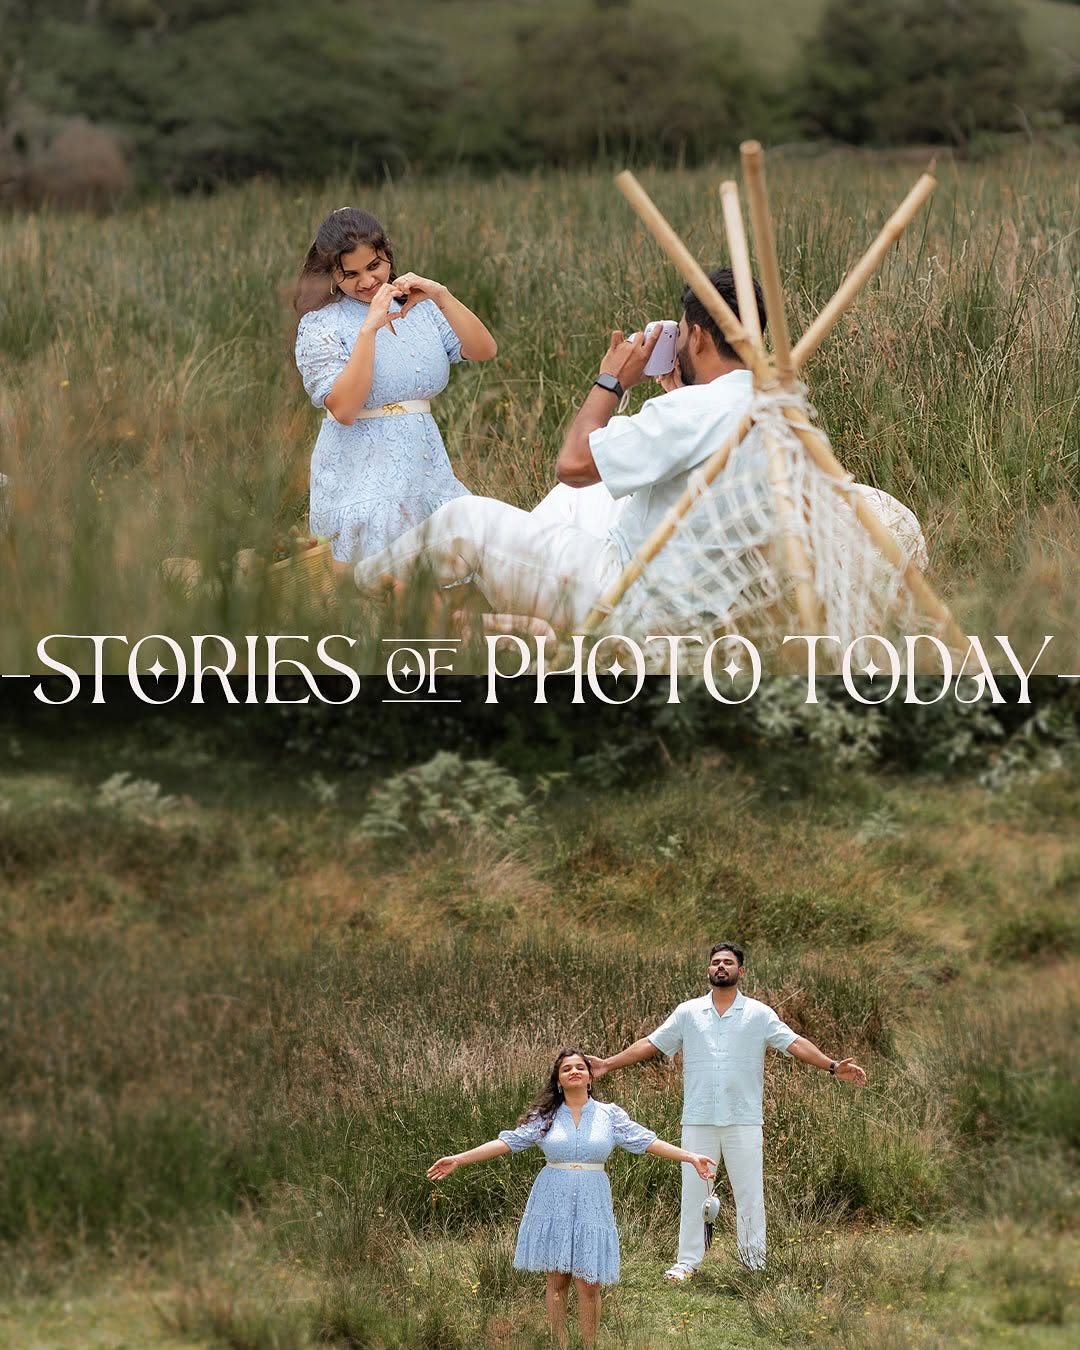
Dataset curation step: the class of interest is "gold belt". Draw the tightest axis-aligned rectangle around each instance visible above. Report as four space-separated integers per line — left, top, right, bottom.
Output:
352 399 431 419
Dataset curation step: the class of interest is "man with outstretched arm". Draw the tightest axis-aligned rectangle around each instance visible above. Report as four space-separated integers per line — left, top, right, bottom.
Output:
587 942 867 1280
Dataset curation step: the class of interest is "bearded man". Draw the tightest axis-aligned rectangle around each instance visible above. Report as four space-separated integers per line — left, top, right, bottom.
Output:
587 942 867 1279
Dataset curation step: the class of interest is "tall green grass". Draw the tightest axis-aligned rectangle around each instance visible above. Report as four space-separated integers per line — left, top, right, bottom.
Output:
3 927 1074 1250
2 758 1078 1249
2 149 1079 670
2 739 1079 1342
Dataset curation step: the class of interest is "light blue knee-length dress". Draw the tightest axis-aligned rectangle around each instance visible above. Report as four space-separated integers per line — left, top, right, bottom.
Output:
498 1099 657 1285
294 295 471 562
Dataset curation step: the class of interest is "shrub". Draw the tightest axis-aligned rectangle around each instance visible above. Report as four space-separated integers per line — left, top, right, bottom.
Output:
994 1284 1066 1326
797 0 1030 146
16 1 453 189
96 771 177 818
987 910 1080 962
26 118 128 206
507 9 776 166
357 751 533 842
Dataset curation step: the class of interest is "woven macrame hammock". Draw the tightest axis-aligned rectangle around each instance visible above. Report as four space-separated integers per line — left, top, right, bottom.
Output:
582 142 966 667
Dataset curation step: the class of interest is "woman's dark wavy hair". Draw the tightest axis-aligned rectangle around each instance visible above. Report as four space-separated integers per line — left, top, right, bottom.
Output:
518 1046 598 1138
293 207 396 325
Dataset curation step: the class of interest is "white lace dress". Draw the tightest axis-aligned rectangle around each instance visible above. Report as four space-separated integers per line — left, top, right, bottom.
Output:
295 295 470 562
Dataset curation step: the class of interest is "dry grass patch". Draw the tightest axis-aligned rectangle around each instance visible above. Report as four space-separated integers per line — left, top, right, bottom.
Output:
367 835 557 939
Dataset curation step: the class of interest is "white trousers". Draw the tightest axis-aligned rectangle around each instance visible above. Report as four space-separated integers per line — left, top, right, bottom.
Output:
527 481 626 536
353 492 623 630
351 477 925 630
679 1124 765 1271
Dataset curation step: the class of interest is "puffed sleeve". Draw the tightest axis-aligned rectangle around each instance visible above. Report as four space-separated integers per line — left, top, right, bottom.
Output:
497 1114 546 1152
295 308 350 408
606 1103 657 1155
424 298 463 364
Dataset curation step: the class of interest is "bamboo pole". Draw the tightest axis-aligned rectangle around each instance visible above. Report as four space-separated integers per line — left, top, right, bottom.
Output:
721 172 820 635
740 141 794 386
783 406 968 651
791 173 937 370
582 412 754 634
592 159 959 653
614 171 770 384
719 181 763 350
734 145 820 629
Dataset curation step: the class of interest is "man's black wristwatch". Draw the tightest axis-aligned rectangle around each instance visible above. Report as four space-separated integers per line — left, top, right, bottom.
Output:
594 373 624 400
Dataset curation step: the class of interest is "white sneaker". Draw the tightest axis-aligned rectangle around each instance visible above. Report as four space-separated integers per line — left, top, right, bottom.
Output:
664 1262 696 1282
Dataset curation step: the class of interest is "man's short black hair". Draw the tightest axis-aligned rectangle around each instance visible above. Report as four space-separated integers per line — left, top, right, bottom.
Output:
710 941 745 966
681 267 766 363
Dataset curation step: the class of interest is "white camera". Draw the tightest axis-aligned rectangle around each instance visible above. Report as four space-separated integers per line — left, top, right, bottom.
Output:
630 319 678 377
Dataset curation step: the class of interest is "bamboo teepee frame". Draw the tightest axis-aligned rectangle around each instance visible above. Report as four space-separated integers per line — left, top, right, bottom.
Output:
583 141 966 653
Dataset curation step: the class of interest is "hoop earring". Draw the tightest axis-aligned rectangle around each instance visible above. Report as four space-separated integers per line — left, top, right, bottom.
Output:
329 280 337 295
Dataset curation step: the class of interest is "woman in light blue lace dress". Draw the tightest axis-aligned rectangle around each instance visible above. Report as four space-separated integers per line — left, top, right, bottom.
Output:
427 1048 714 1347
293 208 497 565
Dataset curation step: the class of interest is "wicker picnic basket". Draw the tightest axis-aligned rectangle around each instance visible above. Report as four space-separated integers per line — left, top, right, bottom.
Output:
268 540 336 606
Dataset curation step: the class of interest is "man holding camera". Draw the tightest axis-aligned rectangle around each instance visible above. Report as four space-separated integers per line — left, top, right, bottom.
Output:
353 268 926 624
587 942 868 1279
352 268 762 629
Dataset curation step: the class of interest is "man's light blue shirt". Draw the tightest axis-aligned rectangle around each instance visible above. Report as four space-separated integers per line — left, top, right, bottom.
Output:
648 990 798 1126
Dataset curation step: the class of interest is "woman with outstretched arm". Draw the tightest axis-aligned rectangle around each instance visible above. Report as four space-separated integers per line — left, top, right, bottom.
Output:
428 1047 714 1348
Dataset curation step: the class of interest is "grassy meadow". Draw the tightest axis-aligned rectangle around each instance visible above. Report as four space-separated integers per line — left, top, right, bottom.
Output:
1 146 1079 671
0 713 1079 1346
